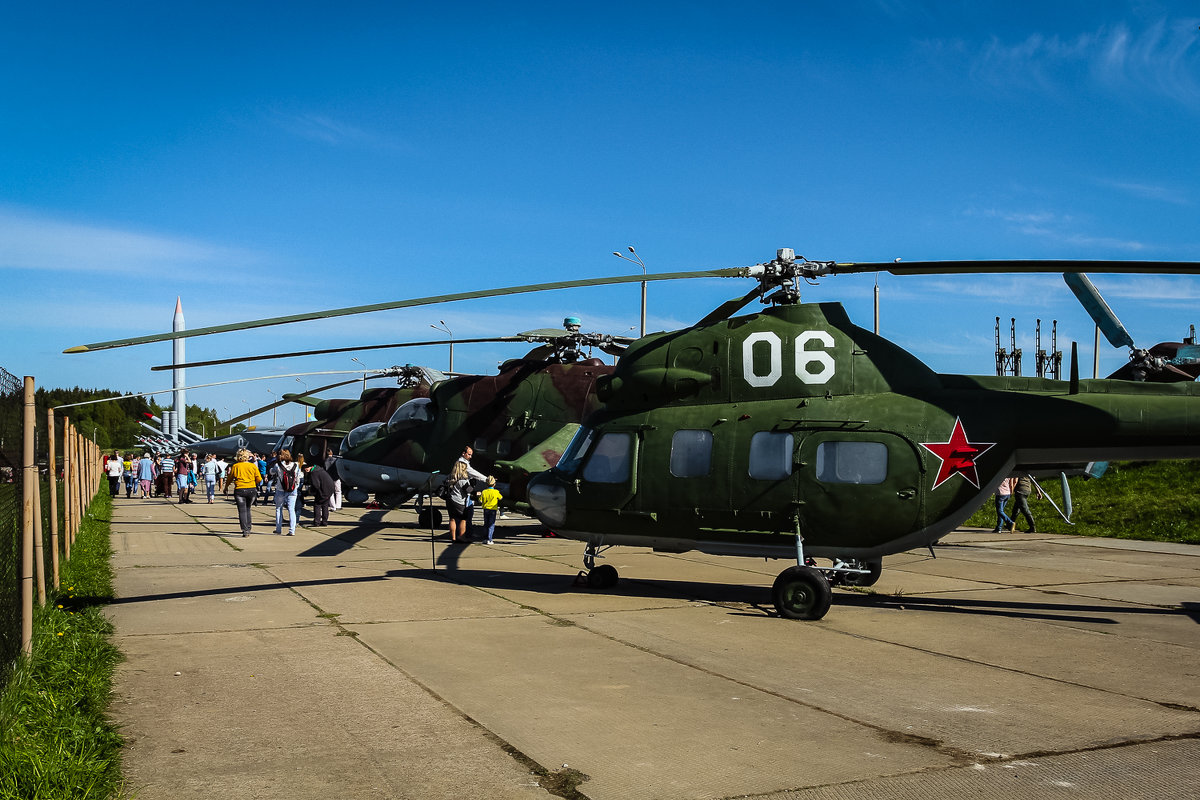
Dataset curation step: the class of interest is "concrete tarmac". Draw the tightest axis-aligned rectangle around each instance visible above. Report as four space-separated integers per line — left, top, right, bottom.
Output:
108 494 1200 799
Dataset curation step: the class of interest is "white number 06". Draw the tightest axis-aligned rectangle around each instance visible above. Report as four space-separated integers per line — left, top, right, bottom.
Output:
742 330 835 387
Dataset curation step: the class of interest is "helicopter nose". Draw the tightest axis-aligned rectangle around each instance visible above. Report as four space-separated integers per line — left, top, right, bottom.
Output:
527 474 567 528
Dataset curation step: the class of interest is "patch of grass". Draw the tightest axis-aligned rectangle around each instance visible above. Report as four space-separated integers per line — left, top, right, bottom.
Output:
0 490 125 800
964 461 1200 544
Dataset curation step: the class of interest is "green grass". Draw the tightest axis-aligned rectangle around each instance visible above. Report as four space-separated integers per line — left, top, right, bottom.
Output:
0 491 124 800
964 460 1200 545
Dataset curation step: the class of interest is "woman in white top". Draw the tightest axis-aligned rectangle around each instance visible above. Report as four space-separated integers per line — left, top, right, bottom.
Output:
272 449 301 535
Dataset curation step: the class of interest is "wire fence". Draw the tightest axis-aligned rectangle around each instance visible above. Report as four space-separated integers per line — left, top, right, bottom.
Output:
0 367 70 687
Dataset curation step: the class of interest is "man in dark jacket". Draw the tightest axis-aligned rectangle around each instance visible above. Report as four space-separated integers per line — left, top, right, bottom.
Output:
304 462 337 526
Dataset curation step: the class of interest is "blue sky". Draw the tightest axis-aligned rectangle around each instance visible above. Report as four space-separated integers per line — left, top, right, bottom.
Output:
2 1 1198 429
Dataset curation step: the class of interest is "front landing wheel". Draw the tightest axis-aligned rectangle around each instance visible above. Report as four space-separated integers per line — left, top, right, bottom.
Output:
586 564 619 589
772 566 832 620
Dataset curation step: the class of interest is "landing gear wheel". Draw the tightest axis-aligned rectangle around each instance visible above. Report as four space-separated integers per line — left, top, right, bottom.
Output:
842 559 883 587
586 564 619 589
417 507 443 530
772 566 832 620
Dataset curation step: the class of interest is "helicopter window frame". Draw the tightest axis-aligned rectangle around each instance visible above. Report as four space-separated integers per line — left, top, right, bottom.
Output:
384 397 434 433
581 432 633 484
669 429 713 478
748 431 793 480
345 422 385 450
815 441 888 485
556 426 596 475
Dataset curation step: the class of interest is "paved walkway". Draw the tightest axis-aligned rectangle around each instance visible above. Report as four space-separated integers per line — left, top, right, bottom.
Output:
107 494 1200 799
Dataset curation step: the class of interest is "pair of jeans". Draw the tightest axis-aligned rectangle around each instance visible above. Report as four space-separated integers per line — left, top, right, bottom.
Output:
994 494 1014 531
205 477 217 501
234 488 257 533
482 509 497 542
274 490 298 534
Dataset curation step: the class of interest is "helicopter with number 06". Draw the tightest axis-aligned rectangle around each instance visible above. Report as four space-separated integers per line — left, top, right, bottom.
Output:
66 248 1200 620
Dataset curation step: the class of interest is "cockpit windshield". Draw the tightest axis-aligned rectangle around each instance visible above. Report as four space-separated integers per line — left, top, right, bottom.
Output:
385 397 434 432
555 426 597 476
345 422 384 450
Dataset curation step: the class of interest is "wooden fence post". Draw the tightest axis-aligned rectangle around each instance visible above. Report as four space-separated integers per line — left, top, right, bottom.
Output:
63 416 73 560
47 409 59 590
21 377 35 655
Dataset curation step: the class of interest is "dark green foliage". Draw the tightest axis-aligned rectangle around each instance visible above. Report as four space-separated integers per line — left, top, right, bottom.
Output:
0 492 124 800
965 461 1200 544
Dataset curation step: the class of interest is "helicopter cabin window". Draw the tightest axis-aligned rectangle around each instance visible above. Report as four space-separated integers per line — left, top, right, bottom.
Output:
815 441 888 485
557 427 596 475
748 432 792 480
385 397 433 432
582 432 632 484
345 422 384 450
670 430 712 477
496 440 512 457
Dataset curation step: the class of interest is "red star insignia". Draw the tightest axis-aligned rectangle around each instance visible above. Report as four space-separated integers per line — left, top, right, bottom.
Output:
919 418 995 490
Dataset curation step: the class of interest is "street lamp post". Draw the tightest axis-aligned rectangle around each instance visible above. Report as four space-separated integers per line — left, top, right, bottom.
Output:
266 389 276 427
295 378 308 422
223 406 230 434
431 320 454 373
243 399 251 427
612 245 647 337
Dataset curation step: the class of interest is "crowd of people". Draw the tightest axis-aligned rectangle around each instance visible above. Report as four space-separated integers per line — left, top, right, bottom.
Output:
100 444 509 543
100 447 343 537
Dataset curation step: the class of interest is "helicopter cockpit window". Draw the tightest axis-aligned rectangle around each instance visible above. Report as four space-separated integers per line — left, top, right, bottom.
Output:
385 398 433 432
556 427 596 475
670 430 712 477
748 432 792 480
582 432 632 484
815 441 888 485
345 422 384 450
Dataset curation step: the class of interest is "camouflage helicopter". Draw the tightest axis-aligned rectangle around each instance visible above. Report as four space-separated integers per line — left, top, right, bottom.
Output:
67 249 1200 620
148 360 442 469
335 320 625 518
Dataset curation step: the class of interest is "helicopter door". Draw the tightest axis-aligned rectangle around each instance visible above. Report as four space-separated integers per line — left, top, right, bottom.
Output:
794 432 922 551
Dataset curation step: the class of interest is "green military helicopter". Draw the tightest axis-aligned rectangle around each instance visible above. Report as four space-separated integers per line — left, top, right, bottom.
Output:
67 249 1200 620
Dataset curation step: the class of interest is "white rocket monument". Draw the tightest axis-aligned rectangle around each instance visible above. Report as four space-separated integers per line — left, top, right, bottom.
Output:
173 296 186 434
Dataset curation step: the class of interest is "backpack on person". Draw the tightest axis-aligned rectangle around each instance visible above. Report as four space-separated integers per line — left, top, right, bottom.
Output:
278 464 297 492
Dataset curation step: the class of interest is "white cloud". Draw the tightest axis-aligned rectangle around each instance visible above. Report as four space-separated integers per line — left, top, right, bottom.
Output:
268 110 411 152
968 17 1200 109
966 207 1150 252
1093 178 1189 205
0 207 264 275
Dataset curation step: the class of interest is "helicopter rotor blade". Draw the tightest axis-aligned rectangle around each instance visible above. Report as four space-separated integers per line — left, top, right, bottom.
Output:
64 256 1200 355
1061 272 1136 349
150 337 525 371
65 268 745 353
221 377 369 426
694 286 766 328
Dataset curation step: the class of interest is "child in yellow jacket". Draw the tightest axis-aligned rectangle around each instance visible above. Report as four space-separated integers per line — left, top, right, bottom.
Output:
479 476 503 544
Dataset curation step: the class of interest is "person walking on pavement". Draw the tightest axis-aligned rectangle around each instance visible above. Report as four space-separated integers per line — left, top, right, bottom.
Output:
123 453 136 498
272 449 301 535
175 452 193 503
136 452 156 499
201 453 221 503
228 449 262 537
993 477 1015 532
1009 473 1042 532
106 451 123 497
159 453 176 499
304 461 336 527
